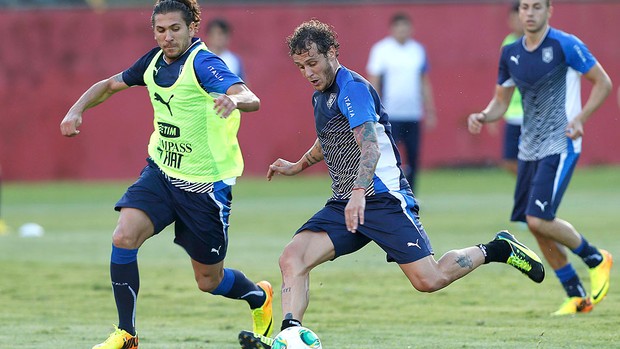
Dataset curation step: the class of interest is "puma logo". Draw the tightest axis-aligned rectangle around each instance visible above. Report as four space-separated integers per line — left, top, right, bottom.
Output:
535 199 549 212
407 239 421 249
211 245 222 255
510 55 520 65
154 92 174 116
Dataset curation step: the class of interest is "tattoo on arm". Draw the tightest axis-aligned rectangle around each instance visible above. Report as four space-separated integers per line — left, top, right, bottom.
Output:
301 139 324 171
352 122 380 189
455 254 474 270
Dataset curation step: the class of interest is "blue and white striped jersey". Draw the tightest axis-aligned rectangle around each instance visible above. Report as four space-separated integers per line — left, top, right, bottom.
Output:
312 66 410 201
498 27 597 161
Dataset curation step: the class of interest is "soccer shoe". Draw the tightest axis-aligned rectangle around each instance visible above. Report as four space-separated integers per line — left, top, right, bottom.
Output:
238 330 274 349
551 297 593 316
252 281 274 337
92 325 138 349
495 230 545 283
589 249 613 305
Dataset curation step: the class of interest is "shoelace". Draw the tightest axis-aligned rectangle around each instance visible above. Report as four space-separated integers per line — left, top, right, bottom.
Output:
507 253 532 272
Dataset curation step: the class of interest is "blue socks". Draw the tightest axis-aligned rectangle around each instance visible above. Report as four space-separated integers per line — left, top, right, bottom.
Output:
111 245 139 336
572 237 603 268
210 268 266 309
554 263 586 298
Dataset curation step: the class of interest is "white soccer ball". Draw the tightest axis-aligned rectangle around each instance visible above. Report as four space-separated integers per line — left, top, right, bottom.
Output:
18 222 44 238
272 326 322 349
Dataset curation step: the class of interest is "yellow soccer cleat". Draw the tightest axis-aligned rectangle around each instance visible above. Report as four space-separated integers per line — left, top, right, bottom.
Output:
92 325 138 349
589 249 613 305
495 230 545 283
551 297 593 316
238 330 274 349
252 281 274 337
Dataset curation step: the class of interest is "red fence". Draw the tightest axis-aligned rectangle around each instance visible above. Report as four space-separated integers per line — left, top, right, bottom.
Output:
1 2 619 181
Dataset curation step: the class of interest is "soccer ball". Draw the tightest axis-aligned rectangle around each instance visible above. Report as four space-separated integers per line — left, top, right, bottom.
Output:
272 326 322 349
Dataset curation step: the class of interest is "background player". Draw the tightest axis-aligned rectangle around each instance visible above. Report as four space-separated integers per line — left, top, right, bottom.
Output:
500 1 524 175
60 1 272 348
366 12 437 192
468 0 612 315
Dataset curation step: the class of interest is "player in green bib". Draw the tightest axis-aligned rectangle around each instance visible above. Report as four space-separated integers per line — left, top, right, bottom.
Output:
500 1 524 175
60 1 273 348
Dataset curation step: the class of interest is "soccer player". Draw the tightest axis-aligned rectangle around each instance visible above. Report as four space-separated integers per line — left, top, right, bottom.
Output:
238 19 545 349
500 1 524 176
467 0 613 315
60 1 273 348
366 12 437 192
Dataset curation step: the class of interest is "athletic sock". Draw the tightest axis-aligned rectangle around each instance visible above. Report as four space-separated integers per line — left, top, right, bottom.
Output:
571 236 603 268
110 245 139 336
210 268 266 309
477 239 512 264
555 263 586 298
281 318 302 331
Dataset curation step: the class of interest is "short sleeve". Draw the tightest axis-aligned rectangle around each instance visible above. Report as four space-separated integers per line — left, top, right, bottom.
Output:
194 51 244 94
337 81 378 129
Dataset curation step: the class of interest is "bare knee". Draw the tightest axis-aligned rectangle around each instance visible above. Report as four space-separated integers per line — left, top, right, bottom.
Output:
112 226 142 249
411 275 449 293
279 246 304 277
113 208 153 249
526 215 546 235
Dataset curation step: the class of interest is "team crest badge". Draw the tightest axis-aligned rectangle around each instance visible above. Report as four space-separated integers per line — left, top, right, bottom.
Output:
542 47 553 63
326 93 337 108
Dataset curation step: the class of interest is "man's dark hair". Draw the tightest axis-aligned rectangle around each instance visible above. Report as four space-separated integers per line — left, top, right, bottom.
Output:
287 19 340 57
152 0 201 27
206 18 232 34
390 12 411 26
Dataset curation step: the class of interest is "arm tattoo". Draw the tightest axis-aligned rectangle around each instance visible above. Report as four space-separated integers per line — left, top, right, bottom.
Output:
455 254 474 270
301 139 324 170
352 122 380 189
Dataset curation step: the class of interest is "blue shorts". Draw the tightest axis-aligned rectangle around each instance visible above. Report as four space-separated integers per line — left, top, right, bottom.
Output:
502 123 521 160
297 191 433 264
511 152 579 223
115 159 232 265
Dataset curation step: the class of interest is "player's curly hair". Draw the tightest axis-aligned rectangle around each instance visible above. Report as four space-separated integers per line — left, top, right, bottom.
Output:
152 0 201 27
287 19 340 57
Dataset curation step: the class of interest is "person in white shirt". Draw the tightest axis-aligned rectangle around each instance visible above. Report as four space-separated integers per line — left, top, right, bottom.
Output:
205 17 245 80
366 12 436 192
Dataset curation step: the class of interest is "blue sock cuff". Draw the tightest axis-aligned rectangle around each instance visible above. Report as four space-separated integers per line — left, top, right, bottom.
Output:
571 236 587 255
111 245 139 264
555 263 578 283
211 268 235 296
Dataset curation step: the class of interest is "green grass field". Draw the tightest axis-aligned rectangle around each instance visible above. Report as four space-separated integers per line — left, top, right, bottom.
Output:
1 167 618 348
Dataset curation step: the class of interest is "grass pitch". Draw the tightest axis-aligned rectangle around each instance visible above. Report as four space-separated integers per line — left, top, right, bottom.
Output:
1 167 618 348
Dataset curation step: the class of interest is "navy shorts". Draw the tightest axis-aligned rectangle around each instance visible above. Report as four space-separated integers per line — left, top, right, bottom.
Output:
297 191 433 264
115 159 232 265
502 123 521 160
511 152 579 223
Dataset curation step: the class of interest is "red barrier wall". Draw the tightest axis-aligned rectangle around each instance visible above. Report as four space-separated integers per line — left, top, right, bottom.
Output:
1 2 619 181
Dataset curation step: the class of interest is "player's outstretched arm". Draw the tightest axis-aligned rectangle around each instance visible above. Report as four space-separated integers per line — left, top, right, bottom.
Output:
60 73 129 137
267 138 323 181
214 83 260 118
